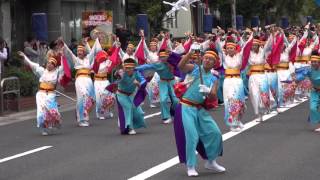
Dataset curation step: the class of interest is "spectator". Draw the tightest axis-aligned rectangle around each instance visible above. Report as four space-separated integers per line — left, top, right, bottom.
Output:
46 39 63 65
0 37 8 79
24 36 40 63
69 38 78 55
38 42 49 66
2 40 9 67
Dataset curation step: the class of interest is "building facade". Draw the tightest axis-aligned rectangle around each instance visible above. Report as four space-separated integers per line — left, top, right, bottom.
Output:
0 0 126 50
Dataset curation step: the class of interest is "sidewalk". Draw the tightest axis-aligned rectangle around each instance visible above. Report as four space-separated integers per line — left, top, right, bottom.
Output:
0 85 77 126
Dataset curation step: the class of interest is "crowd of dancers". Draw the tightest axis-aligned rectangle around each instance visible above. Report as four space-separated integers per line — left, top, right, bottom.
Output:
17 22 320 177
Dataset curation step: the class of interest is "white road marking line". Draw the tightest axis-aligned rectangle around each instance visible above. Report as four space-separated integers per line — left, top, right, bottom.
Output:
0 112 161 164
144 112 161 119
0 146 52 164
128 99 307 180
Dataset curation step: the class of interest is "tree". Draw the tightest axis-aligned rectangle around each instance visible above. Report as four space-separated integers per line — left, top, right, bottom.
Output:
126 0 170 36
211 0 320 28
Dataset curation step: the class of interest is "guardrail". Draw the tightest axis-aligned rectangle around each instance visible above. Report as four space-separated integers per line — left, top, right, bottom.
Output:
0 77 20 114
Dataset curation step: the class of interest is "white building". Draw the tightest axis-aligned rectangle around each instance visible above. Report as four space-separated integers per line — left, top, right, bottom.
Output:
162 7 192 38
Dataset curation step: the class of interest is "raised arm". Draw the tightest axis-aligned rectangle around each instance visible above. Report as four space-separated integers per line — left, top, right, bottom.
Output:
283 33 289 47
286 36 297 52
240 34 253 70
178 52 195 74
63 43 77 65
119 48 125 60
18 51 44 77
263 34 274 55
215 37 225 63
299 30 308 44
240 33 253 58
310 34 319 50
87 38 102 65
167 39 173 51
85 39 91 54
239 35 245 48
201 39 211 52
142 38 151 58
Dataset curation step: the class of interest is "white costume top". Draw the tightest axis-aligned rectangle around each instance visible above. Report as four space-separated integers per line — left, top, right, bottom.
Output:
248 48 266 65
22 55 63 85
64 38 102 70
98 60 112 73
223 54 243 69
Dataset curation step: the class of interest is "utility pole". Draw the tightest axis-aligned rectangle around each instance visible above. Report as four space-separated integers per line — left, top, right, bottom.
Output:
231 0 236 28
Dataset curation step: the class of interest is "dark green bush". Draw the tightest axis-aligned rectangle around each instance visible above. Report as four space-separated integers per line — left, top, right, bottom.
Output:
3 66 38 96
9 52 23 67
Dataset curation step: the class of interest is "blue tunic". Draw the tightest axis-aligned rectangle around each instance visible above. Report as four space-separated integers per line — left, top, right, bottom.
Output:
136 63 178 120
116 71 146 134
308 68 320 124
177 65 223 167
118 71 145 94
183 66 217 103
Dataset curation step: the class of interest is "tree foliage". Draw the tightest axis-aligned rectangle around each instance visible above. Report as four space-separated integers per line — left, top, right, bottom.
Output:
211 0 320 27
127 0 320 33
127 0 170 36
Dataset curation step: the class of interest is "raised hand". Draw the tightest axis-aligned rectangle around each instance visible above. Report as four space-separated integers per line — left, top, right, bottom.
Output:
160 31 165 37
305 22 310 30
17 51 25 57
139 29 145 37
83 37 90 43
36 40 40 47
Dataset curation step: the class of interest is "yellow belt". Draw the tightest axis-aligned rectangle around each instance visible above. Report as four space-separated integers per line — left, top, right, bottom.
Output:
94 73 108 81
249 65 265 75
76 69 91 78
225 68 240 78
225 68 240 75
39 82 55 92
277 62 289 70
296 56 309 63
225 74 241 78
265 69 276 72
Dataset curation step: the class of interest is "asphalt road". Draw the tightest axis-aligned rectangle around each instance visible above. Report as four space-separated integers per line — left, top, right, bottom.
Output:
0 99 319 180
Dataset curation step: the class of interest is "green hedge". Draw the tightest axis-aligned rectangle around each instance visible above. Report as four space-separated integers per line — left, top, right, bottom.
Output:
3 66 38 96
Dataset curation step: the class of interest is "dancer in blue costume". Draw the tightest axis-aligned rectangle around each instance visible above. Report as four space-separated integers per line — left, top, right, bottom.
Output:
115 58 147 135
307 52 320 132
135 50 179 124
173 49 225 177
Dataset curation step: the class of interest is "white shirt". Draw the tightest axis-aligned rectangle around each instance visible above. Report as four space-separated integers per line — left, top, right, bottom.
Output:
23 55 62 85
0 48 8 74
248 48 266 65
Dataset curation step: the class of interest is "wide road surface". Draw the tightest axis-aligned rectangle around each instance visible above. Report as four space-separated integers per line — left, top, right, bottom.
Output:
1 99 319 180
